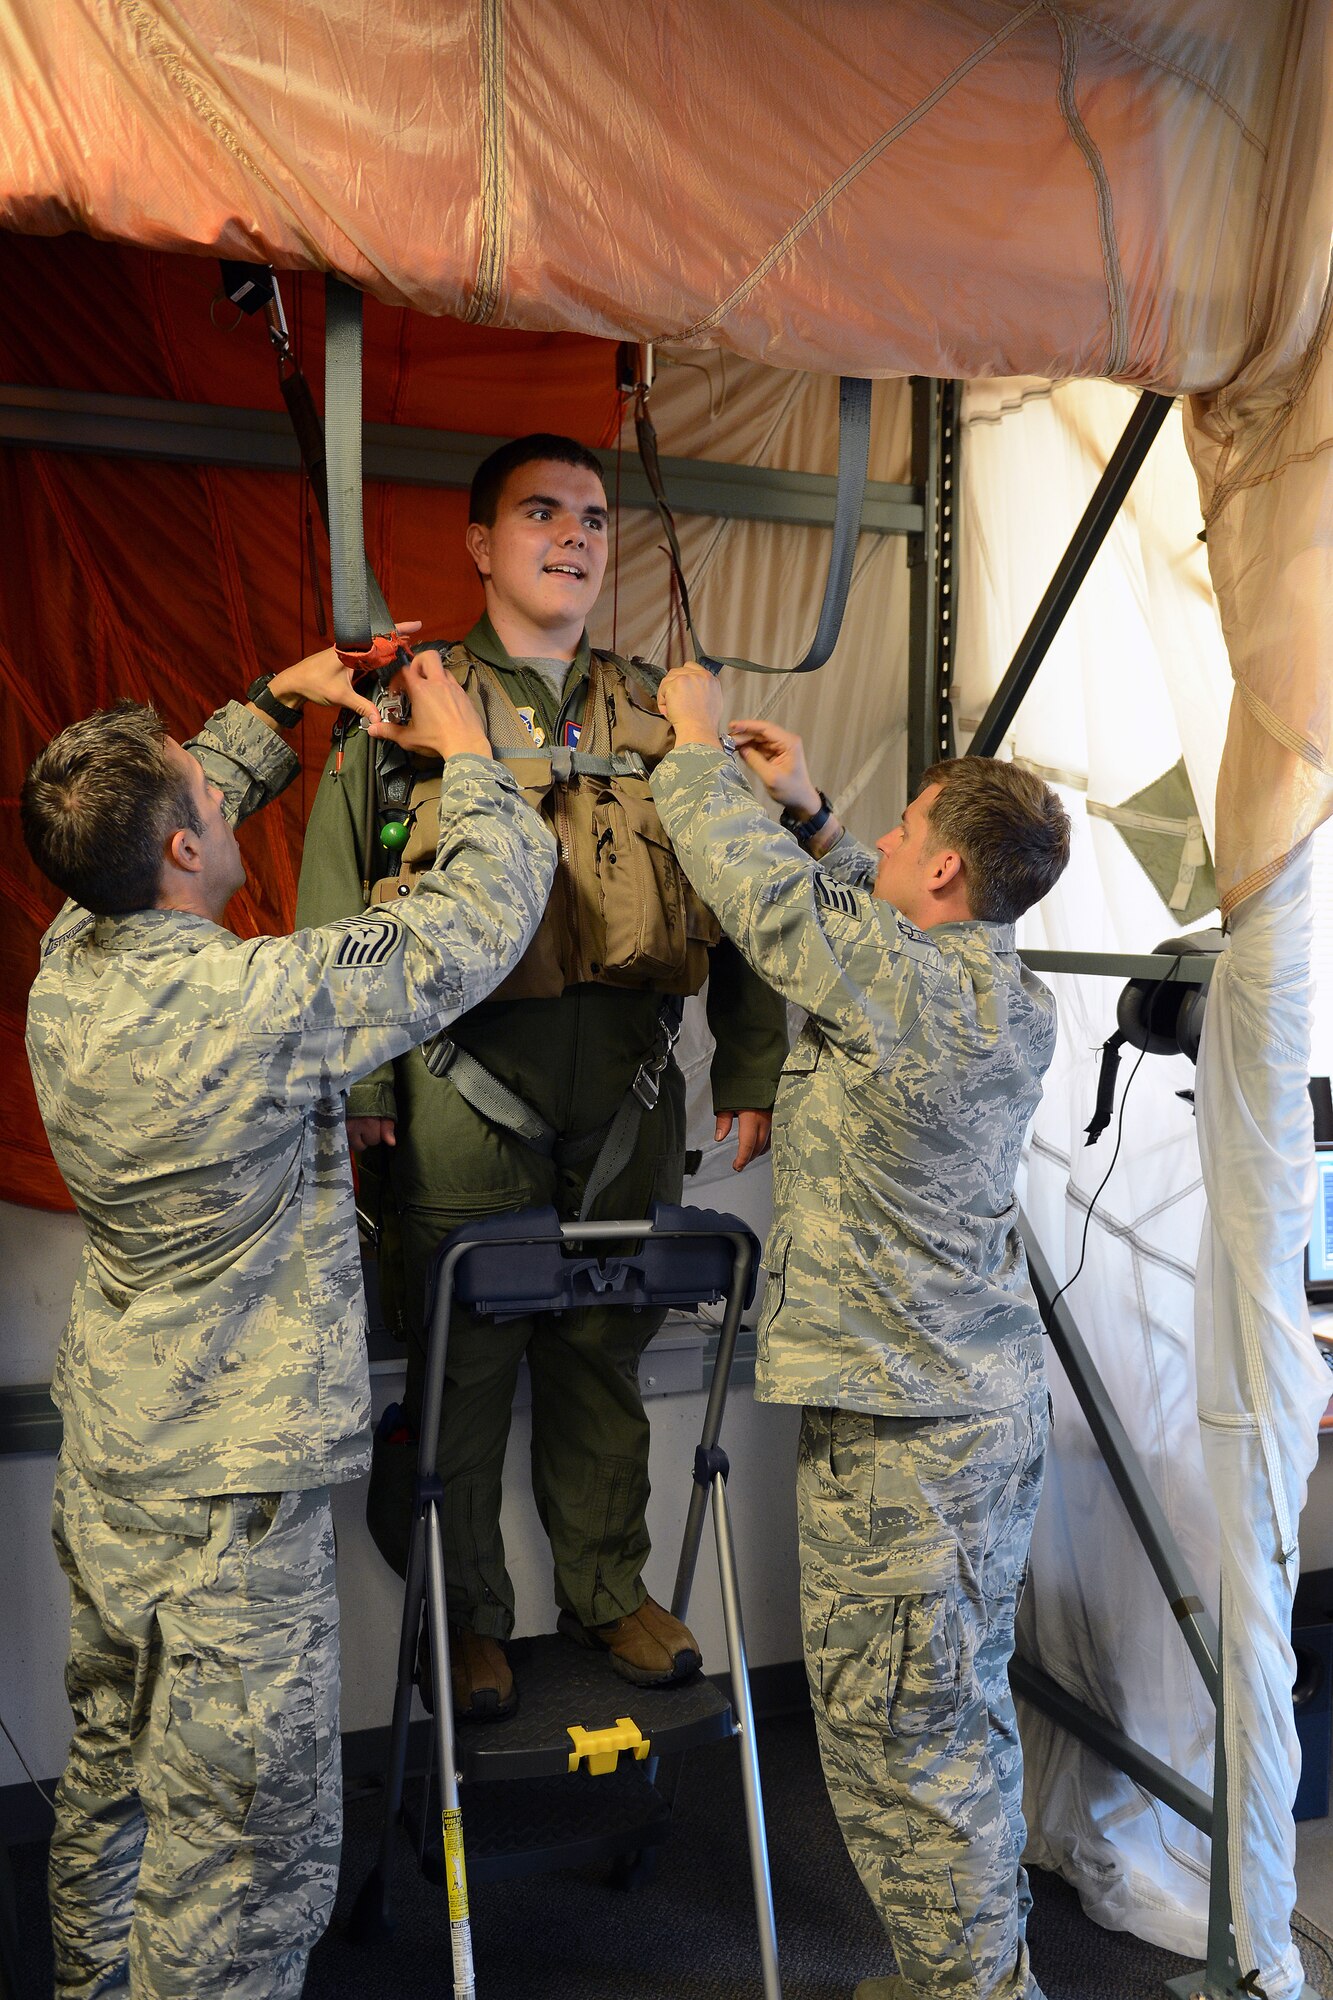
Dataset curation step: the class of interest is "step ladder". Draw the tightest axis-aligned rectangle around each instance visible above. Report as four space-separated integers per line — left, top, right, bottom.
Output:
349 1201 783 1999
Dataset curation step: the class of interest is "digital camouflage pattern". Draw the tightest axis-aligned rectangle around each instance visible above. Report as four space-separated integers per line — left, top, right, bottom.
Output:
49 1454 341 1999
26 702 555 1497
799 1395 1049 2000
651 744 1058 1418
652 743 1059 1996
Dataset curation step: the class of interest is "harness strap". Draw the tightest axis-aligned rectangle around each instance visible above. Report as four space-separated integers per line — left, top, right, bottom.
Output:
575 998 683 1221
323 273 404 668
420 1037 559 1156
417 998 684 1210
495 746 648 783
633 372 873 676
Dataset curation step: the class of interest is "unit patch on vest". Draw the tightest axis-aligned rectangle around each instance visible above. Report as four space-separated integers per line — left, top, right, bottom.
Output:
814 875 860 918
332 916 401 970
563 720 583 749
515 706 546 747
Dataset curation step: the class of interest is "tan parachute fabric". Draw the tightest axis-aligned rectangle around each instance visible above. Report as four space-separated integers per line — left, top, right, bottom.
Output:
2 0 1332 898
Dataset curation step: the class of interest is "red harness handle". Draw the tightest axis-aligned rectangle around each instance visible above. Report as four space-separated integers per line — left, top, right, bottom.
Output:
336 632 411 679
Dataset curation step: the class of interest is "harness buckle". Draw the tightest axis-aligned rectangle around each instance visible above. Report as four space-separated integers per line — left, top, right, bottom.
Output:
631 1066 662 1113
422 1033 458 1081
630 1010 680 1112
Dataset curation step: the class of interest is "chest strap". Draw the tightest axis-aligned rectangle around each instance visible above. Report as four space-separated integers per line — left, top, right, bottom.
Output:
494 747 648 784
419 998 683 1220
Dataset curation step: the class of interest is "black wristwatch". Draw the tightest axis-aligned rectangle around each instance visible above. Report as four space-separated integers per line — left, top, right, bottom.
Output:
780 791 835 845
245 674 303 729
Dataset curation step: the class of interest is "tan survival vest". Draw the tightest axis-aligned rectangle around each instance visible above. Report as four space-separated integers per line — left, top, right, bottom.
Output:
370 646 722 1002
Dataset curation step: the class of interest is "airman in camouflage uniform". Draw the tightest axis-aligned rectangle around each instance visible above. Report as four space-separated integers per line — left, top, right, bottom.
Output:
23 649 553 1998
652 667 1070 2000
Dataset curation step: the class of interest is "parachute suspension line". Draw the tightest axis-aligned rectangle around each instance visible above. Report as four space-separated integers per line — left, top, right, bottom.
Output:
612 383 627 655
621 340 873 677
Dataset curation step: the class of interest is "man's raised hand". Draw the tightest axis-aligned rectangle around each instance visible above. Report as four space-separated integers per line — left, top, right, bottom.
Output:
658 661 724 745
727 718 820 815
365 650 493 762
267 621 424 725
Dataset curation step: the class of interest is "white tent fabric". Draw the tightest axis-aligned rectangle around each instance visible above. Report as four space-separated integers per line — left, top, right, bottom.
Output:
1195 846 1331 1997
957 379 1225 1954
958 380 1331 1995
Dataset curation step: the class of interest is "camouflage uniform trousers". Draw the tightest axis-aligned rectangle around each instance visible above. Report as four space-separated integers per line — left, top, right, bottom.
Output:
798 1388 1049 2000
48 1452 342 1999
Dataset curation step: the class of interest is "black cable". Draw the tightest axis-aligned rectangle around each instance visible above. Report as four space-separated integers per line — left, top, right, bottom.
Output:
1049 957 1185 1322
0 1707 55 1816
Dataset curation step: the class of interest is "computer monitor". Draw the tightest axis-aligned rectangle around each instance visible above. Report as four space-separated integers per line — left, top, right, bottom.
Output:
1306 1144 1333 1304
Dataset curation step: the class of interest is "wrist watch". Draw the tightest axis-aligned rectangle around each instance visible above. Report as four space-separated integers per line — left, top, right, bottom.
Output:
780 790 835 845
245 673 303 728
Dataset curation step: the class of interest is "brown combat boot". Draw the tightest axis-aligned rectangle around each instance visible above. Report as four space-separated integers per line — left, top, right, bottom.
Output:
416 1623 516 1720
559 1596 702 1687
450 1627 516 1719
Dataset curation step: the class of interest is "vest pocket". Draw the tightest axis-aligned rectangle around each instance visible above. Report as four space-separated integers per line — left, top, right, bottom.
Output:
590 789 690 983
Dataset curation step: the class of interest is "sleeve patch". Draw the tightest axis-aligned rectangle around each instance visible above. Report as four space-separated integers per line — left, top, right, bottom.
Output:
332 916 402 969
43 913 94 959
814 874 861 918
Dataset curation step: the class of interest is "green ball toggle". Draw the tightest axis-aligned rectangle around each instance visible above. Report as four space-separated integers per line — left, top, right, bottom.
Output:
379 818 410 852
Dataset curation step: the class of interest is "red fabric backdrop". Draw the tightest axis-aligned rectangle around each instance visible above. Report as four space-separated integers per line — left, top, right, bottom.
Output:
0 235 618 1210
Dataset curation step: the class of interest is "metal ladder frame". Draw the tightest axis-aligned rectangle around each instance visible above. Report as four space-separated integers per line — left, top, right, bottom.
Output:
352 1211 782 2000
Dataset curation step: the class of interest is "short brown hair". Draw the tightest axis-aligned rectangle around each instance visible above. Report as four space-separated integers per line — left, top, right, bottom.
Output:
21 701 202 916
918 756 1070 924
468 433 605 526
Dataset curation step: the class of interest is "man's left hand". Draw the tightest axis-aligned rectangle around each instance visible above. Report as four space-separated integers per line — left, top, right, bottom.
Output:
715 1109 773 1172
658 661 724 745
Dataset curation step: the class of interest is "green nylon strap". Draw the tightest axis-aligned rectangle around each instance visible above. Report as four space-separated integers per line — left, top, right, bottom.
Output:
419 1036 559 1155
324 273 397 653
417 999 683 1205
633 374 873 676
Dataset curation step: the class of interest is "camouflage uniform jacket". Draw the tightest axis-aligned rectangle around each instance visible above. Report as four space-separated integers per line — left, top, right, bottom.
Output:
652 746 1057 1417
26 703 555 1498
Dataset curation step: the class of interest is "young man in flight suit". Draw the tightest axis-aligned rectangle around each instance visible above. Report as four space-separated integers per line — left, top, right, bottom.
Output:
22 648 554 1999
295 434 788 1714
652 664 1070 2000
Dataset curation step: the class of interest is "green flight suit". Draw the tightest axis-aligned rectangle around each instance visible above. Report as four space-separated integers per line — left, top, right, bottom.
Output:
295 618 788 1633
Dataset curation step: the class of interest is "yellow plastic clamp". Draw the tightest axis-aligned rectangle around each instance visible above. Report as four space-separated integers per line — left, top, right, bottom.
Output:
566 1717 651 1775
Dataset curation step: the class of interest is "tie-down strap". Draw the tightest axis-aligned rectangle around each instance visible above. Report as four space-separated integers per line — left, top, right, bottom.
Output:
419 998 683 1220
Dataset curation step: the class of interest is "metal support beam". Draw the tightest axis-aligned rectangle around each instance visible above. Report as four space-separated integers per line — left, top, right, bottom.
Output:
1023 1216 1220 1698
1021 949 1218 986
969 391 1175 756
1011 1659 1213 1836
0 384 924 536
906 377 961 792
